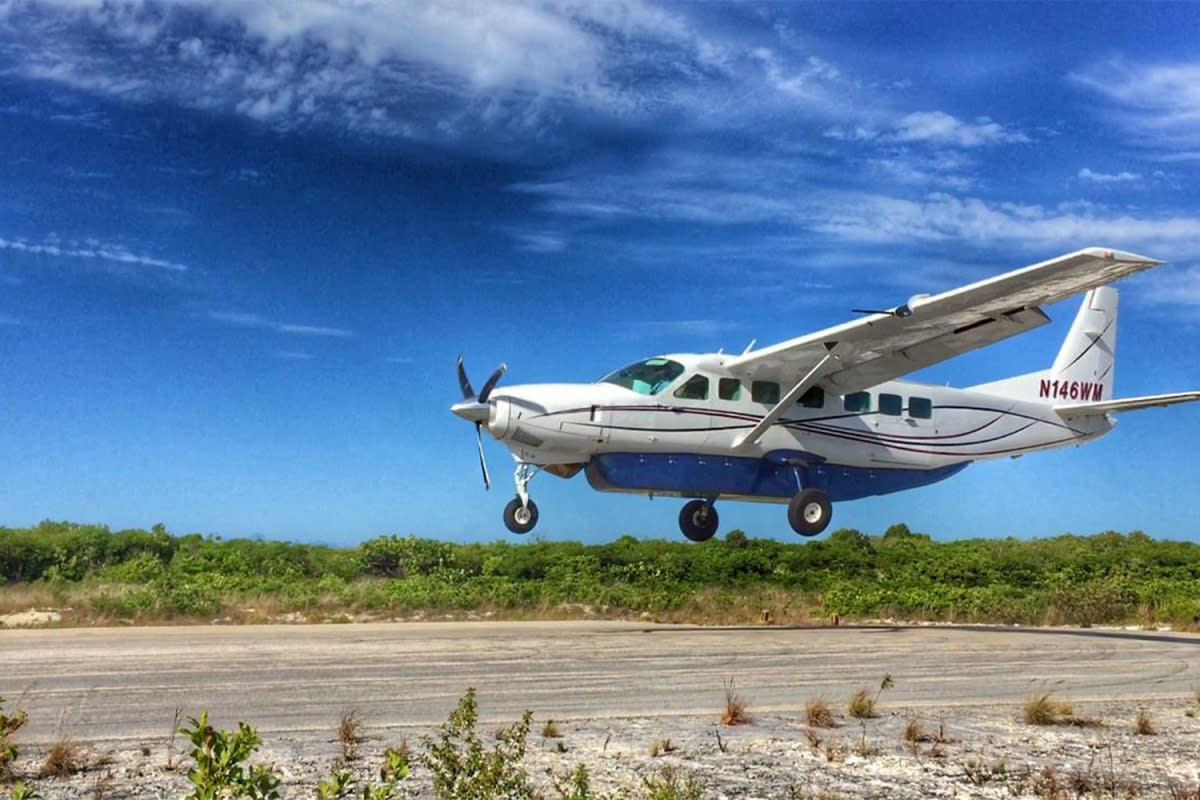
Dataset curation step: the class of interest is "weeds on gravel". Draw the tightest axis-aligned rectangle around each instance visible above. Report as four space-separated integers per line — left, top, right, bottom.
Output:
962 758 1009 787
805 698 835 728
1134 707 1156 735
180 711 282 800
848 673 892 719
1023 691 1075 726
720 678 750 726
642 766 705 800
547 763 623 800
318 746 409 800
419 687 536 800
541 720 563 739
38 735 83 778
166 706 183 770
337 709 365 762
0 695 29 782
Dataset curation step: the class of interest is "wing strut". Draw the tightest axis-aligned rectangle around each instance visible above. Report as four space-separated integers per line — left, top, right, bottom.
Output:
733 352 837 449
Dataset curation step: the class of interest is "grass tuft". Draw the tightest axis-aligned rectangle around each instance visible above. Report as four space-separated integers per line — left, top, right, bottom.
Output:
39 736 83 778
720 678 750 726
1023 691 1073 726
805 697 835 728
540 720 562 739
1134 707 1156 735
847 689 875 719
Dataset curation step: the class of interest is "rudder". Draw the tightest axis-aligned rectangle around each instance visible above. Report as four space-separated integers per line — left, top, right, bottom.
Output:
1045 286 1116 403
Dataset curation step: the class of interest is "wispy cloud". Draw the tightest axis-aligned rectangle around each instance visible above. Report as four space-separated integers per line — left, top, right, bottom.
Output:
273 350 315 360
0 313 21 325
0 234 188 271
826 111 1028 148
1141 264 1200 307
1071 59 1200 150
209 311 353 338
505 229 568 253
1077 167 1141 184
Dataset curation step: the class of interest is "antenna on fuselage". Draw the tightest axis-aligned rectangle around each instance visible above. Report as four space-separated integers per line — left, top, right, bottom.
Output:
740 339 756 356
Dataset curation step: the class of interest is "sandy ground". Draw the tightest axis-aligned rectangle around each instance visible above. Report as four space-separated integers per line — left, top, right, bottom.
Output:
3 621 1200 798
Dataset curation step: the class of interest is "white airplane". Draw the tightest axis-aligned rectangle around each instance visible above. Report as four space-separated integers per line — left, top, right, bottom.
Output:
452 247 1200 541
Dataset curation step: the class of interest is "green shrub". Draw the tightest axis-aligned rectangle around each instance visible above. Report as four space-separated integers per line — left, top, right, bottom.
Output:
180 711 281 800
420 688 536 800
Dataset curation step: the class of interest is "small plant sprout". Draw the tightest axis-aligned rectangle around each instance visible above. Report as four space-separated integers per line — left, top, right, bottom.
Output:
1134 707 1156 735
720 678 750 726
9 781 43 800
541 720 563 739
337 708 364 762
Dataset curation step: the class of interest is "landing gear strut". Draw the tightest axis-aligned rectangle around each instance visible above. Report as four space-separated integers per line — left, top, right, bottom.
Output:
788 488 832 536
679 499 719 542
504 462 540 534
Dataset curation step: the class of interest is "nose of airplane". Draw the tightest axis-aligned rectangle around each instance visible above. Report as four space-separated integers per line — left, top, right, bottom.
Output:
450 400 491 423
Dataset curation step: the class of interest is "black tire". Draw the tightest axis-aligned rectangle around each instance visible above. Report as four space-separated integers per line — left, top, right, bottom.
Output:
503 498 539 534
679 499 719 542
788 489 832 536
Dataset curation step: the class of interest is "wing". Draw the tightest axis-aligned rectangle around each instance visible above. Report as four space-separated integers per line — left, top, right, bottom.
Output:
1056 392 1200 417
725 247 1162 393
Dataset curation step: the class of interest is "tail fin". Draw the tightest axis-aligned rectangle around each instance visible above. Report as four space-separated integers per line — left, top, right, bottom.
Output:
968 286 1117 402
1045 286 1117 403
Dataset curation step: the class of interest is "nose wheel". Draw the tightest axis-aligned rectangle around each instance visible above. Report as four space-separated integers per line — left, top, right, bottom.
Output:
679 499 719 542
503 497 539 534
502 462 541 534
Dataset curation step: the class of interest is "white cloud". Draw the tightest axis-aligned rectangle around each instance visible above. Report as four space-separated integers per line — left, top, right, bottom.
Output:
1077 167 1141 184
209 311 353 337
0 234 188 271
507 229 568 253
1140 264 1200 307
625 318 741 338
273 350 315 360
1072 59 1200 149
889 111 1029 147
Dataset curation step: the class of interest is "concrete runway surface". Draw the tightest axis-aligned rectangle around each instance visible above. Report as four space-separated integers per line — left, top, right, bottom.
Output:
2 621 1197 744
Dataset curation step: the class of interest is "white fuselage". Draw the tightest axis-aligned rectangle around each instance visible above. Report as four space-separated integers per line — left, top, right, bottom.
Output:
482 353 1113 499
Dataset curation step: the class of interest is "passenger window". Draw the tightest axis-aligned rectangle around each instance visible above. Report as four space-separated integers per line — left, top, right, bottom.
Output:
879 393 902 416
752 381 780 404
798 386 824 409
909 397 932 419
719 378 742 401
673 374 709 400
844 392 870 413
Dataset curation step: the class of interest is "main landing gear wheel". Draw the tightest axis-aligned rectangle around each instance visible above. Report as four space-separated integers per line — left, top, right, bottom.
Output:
503 498 539 534
788 489 832 537
679 499 719 542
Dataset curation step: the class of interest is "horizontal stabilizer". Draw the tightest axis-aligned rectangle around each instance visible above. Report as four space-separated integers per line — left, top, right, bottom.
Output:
1056 391 1200 416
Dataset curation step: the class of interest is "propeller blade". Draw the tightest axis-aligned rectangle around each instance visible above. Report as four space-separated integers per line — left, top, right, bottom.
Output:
457 356 475 400
478 363 507 403
475 422 491 490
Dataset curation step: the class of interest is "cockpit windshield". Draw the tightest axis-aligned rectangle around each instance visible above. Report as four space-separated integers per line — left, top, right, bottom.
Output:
600 357 685 396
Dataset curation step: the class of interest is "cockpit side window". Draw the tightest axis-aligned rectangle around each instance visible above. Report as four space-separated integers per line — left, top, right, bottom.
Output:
752 381 781 404
600 358 685 396
798 386 825 408
673 374 709 400
719 378 742 400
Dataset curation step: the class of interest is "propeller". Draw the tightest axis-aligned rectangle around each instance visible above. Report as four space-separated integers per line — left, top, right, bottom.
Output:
452 357 507 490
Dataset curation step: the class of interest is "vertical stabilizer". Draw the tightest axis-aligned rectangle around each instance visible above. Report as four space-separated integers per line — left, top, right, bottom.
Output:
1046 286 1117 403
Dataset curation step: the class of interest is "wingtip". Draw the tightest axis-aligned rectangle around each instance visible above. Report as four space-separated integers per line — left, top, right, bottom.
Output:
1083 246 1164 264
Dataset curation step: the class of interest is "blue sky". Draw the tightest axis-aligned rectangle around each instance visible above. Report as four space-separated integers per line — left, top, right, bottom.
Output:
2 1 1199 544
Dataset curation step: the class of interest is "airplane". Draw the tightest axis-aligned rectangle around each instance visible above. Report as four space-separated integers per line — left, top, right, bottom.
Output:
451 247 1200 541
